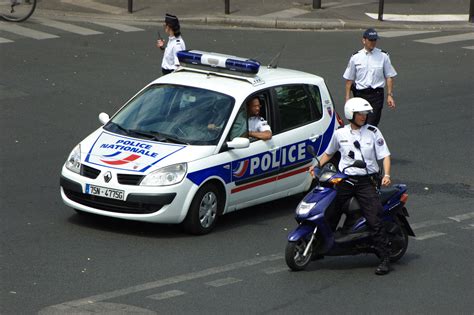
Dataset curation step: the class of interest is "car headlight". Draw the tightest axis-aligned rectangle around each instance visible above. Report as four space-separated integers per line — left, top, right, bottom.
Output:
65 144 81 174
140 163 187 186
296 201 316 216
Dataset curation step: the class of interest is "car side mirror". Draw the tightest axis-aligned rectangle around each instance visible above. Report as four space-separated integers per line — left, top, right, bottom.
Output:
226 137 250 150
98 112 110 125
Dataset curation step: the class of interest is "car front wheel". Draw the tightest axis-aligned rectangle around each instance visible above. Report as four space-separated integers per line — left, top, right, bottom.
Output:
182 183 221 235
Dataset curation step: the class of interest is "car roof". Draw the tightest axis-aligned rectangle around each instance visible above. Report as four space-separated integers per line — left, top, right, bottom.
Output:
151 67 326 99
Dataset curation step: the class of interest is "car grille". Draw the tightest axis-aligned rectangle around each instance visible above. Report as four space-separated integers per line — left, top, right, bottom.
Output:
63 189 162 214
81 165 100 179
117 174 144 185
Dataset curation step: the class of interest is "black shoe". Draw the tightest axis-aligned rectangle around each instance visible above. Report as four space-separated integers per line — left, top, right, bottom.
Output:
375 258 390 275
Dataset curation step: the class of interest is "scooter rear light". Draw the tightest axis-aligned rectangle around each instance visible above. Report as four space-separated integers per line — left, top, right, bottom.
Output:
400 193 408 204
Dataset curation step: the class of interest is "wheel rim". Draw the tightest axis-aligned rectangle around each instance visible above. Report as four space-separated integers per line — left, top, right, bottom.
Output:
389 230 407 257
293 239 312 267
198 191 217 228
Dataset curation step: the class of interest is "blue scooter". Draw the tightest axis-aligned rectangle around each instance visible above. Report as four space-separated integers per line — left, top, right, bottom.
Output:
285 146 415 271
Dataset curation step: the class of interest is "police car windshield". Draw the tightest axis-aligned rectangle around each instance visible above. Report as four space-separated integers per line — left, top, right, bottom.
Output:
106 84 235 145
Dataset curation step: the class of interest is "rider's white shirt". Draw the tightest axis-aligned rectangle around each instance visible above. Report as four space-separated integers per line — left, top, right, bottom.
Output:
325 124 390 175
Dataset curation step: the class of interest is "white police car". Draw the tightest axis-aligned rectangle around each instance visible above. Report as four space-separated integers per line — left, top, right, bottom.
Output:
60 50 343 234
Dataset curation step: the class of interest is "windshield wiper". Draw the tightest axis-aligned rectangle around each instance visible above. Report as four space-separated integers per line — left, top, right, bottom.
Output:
128 129 189 145
108 122 130 135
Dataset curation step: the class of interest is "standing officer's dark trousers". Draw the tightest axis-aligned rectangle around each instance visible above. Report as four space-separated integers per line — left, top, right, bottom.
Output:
328 175 390 259
352 87 384 126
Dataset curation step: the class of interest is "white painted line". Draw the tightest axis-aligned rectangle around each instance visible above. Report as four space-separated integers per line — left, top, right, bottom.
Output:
415 231 446 241
205 277 242 287
34 18 103 36
415 33 474 45
326 2 378 9
463 46 474 50
461 224 474 230
366 13 469 22
262 8 309 19
60 0 125 14
448 212 474 222
41 254 282 310
147 290 185 301
0 22 59 40
411 219 451 230
0 37 13 43
262 266 288 274
92 22 144 32
378 30 439 38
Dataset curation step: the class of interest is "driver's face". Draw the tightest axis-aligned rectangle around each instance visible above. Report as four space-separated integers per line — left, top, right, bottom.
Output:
247 98 261 116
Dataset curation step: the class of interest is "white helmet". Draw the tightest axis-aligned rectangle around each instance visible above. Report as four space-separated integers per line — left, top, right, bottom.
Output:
344 97 373 120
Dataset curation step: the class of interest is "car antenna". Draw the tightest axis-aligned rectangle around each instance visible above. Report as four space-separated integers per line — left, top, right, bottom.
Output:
267 45 285 69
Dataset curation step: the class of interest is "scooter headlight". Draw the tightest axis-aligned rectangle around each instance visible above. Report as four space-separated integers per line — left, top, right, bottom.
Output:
296 201 316 216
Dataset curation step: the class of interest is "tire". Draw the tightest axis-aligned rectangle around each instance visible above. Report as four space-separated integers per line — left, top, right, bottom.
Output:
388 224 409 262
0 0 36 22
182 183 221 235
285 239 312 271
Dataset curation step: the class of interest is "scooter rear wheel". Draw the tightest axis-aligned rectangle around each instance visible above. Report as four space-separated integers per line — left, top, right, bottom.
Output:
285 239 312 271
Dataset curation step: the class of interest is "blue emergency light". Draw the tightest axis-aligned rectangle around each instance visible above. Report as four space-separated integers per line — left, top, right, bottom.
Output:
177 50 260 76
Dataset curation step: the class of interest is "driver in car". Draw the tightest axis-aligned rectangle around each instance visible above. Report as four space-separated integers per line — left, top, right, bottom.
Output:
247 97 272 141
310 97 392 275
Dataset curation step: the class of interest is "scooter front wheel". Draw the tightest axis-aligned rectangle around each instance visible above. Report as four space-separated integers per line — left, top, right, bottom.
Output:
285 239 312 271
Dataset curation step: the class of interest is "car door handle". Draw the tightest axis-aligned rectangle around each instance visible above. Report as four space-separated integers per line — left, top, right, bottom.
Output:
309 134 321 141
269 147 279 152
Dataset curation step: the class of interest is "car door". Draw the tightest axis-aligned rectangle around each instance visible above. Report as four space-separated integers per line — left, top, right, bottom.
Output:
271 84 333 194
225 91 279 208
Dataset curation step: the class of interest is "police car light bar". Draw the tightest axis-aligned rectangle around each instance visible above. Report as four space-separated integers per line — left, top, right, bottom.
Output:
177 50 260 77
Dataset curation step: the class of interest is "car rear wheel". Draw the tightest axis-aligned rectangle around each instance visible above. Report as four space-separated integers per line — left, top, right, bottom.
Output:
182 183 221 235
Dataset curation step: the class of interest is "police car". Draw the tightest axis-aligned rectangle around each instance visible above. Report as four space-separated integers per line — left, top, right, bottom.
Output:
60 50 343 234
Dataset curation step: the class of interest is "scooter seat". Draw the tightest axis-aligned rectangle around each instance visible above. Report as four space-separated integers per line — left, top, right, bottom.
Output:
379 187 400 204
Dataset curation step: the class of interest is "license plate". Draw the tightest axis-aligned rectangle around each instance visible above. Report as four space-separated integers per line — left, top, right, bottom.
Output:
85 184 124 201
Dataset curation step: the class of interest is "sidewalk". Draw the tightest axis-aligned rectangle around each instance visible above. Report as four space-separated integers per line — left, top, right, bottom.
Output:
36 0 474 30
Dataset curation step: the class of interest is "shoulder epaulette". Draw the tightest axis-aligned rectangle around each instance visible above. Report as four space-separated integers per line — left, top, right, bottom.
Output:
352 51 359 56
367 126 378 133
381 50 389 55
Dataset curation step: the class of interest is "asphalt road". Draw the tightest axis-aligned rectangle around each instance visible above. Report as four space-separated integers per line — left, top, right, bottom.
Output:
1 18 473 314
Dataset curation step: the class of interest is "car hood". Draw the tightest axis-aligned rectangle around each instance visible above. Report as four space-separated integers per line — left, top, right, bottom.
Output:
80 129 215 173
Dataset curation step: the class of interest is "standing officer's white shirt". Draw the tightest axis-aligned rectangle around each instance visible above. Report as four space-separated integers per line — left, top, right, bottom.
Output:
161 36 186 71
248 116 271 133
343 47 397 90
325 124 390 176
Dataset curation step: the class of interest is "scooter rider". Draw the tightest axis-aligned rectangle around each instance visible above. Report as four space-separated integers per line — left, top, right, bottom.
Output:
311 97 392 275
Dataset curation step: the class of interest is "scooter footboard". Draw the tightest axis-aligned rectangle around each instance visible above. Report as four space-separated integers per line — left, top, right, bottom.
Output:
288 224 314 242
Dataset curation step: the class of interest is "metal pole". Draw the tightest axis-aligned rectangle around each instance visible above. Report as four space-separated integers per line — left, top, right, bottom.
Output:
378 0 384 21
225 0 230 14
128 0 133 13
469 0 474 23
313 0 322 9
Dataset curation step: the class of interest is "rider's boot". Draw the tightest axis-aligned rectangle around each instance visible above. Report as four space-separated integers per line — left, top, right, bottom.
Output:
375 257 390 275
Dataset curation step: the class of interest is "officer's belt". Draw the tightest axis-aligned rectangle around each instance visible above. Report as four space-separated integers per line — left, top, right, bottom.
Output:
355 87 384 94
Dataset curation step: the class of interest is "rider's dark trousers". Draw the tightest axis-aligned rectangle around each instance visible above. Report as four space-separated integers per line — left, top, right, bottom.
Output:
327 175 390 259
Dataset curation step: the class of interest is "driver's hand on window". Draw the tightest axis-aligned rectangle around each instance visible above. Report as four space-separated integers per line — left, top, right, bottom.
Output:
207 123 220 130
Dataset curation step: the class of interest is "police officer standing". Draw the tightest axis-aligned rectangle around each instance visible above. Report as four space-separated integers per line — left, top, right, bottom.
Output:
156 13 186 75
343 28 397 126
312 97 392 275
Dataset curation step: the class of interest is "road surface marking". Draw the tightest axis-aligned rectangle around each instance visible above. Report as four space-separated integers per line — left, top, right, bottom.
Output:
262 8 309 19
92 21 144 32
463 46 474 50
41 254 282 309
60 0 125 14
325 2 378 9
205 277 242 287
0 22 59 40
262 266 288 274
147 290 185 301
411 219 451 230
34 18 103 36
0 37 13 43
448 212 474 222
366 13 468 22
415 33 474 44
378 30 439 38
415 231 446 240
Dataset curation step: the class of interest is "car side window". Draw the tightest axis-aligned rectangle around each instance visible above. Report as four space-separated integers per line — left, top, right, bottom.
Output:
274 85 314 132
229 104 248 141
308 85 323 121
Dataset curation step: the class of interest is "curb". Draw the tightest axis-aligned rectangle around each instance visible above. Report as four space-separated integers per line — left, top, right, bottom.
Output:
35 9 474 31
